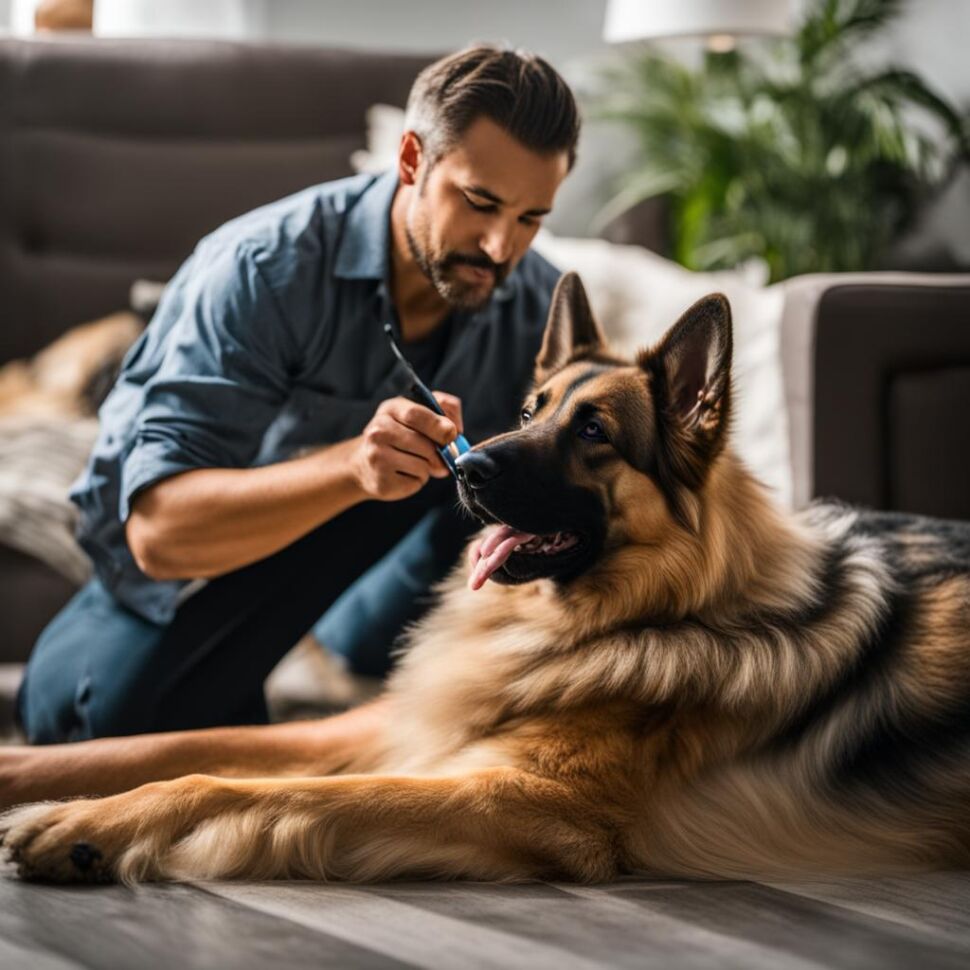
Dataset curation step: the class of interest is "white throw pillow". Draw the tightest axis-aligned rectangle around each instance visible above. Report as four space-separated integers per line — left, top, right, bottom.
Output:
533 232 792 508
350 104 406 174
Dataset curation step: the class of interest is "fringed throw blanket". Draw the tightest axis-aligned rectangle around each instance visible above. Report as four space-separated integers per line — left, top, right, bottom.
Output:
0 415 99 584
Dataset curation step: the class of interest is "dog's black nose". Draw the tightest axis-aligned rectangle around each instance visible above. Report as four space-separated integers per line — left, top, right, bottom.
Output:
455 450 501 488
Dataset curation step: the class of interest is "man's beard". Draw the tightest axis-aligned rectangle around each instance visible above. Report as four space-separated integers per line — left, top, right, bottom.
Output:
406 225 508 313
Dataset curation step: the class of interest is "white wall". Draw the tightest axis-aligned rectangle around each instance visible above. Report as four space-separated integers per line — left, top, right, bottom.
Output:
260 0 609 64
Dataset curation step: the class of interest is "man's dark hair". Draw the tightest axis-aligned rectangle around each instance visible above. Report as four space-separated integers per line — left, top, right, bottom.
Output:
404 44 581 170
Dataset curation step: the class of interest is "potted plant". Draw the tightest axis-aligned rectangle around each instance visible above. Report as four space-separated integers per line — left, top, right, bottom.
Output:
597 0 969 282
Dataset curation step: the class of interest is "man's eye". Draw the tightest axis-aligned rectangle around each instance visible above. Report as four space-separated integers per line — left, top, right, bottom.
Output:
465 196 497 214
579 420 607 442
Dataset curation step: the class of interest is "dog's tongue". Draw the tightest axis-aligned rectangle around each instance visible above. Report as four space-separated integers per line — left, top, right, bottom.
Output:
469 525 536 591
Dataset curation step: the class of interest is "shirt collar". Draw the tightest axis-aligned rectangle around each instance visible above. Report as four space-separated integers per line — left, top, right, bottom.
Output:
333 170 397 281
332 168 517 303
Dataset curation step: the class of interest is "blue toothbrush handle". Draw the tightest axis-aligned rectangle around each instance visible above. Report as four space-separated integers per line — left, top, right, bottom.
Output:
438 434 471 474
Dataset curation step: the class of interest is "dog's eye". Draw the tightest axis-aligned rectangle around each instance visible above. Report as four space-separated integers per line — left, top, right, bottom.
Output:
579 420 608 442
520 409 532 424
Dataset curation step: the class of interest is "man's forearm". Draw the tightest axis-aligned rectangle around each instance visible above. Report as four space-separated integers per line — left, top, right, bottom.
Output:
126 437 365 580
0 700 392 808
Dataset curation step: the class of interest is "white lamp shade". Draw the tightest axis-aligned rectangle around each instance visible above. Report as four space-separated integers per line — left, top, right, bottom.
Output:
604 0 795 43
10 0 39 34
93 0 264 38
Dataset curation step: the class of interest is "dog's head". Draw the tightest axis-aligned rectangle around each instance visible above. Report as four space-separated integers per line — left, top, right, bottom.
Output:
456 271 733 587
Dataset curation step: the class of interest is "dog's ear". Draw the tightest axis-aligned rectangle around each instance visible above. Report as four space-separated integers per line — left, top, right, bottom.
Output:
640 293 733 497
534 272 608 384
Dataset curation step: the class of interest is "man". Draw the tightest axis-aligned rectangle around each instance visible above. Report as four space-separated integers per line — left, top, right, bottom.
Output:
16 45 580 744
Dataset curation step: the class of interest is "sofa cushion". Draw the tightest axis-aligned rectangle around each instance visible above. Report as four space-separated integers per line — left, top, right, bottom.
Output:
889 366 970 520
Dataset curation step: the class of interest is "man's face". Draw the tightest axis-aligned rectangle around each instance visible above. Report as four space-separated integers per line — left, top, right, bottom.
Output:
405 116 570 312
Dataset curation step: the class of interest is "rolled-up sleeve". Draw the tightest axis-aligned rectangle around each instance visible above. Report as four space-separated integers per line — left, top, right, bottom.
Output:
119 241 296 521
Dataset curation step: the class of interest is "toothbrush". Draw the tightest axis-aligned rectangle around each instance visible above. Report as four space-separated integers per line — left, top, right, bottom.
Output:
383 322 471 476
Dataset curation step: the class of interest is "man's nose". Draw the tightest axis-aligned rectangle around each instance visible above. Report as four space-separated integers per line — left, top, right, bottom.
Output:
480 224 515 266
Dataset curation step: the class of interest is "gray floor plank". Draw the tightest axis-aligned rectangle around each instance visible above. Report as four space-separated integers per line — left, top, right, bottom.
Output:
367 879 830 970
768 872 970 944
0 935 81 970
607 880 970 970
0 873 410 970
200 880 607 970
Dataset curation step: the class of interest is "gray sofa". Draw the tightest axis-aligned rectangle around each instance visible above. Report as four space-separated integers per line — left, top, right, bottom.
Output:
1 37 968 664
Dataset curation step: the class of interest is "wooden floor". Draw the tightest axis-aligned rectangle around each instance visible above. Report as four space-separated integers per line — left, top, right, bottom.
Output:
1 870 969 969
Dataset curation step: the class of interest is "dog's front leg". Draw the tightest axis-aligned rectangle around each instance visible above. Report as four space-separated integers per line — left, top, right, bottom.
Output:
1 769 620 884
0 699 390 810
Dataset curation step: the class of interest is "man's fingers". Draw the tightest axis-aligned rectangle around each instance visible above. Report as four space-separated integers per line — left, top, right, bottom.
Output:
391 442 449 479
372 420 449 479
383 397 457 446
385 423 444 467
393 431 451 478
432 391 464 436
391 449 433 483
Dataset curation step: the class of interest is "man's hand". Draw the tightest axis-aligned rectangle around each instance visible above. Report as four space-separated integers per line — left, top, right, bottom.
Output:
349 392 464 501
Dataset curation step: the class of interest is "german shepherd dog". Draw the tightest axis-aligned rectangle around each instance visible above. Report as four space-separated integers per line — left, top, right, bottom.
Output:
2 273 969 884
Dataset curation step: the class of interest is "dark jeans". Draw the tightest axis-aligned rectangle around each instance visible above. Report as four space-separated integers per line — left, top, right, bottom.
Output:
17 480 477 743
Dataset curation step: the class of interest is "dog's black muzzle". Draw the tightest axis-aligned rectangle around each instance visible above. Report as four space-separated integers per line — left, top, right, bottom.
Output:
455 435 606 584
455 436 574 532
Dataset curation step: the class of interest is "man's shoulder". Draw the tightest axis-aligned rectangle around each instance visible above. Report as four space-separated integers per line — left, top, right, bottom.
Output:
176 172 384 322
196 172 379 267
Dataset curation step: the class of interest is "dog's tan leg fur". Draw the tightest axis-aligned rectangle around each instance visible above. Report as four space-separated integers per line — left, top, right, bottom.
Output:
0 700 389 810
0 768 619 884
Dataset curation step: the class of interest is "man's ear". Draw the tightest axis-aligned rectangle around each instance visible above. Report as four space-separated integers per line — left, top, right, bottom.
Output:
398 131 424 187
639 293 733 492
534 272 609 383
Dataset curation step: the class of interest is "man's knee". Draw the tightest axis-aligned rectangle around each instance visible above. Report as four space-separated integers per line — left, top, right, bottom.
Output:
18 652 159 745
17 580 165 744
18 666 95 744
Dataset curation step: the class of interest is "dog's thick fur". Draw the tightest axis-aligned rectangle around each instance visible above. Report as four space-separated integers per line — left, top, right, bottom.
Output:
2 273 969 884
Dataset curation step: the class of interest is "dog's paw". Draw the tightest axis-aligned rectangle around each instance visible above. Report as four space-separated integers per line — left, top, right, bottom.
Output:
0 776 237 884
0 800 118 883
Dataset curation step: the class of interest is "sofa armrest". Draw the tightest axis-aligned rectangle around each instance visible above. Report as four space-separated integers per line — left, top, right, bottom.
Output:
780 273 970 517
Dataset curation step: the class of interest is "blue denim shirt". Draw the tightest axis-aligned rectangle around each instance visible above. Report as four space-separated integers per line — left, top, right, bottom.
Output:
69 171 561 625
